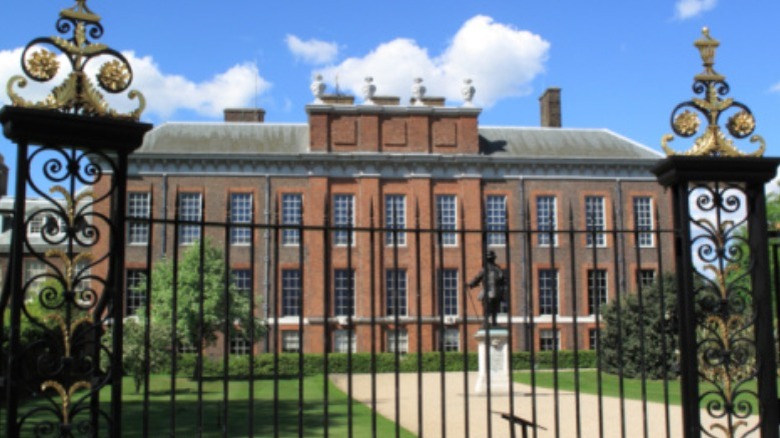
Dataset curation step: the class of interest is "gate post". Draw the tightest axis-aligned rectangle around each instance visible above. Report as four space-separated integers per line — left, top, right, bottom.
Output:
653 28 779 437
0 2 151 436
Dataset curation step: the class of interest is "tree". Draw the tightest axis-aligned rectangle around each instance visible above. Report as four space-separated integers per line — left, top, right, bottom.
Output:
122 319 171 393
148 239 261 350
600 274 680 379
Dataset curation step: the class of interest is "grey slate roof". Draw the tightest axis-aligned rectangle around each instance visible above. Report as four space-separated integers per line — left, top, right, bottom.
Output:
137 122 662 160
138 123 310 154
478 127 662 159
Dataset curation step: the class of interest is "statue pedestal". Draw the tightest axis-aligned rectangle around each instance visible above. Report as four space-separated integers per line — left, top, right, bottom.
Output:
474 328 510 395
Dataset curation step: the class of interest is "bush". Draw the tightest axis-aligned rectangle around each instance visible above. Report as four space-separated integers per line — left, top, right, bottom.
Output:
600 274 679 379
168 350 598 378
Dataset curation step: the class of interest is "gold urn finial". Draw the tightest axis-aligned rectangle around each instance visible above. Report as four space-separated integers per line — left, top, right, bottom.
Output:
693 27 724 82
5 0 145 120
661 27 765 157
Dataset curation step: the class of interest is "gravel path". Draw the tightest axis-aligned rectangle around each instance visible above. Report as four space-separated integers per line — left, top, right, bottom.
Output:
331 372 758 437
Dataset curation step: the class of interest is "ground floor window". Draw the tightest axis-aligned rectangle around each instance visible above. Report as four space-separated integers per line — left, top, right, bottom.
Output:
333 329 356 353
387 328 408 354
442 328 459 352
282 331 300 353
230 336 251 355
589 328 598 350
540 329 560 351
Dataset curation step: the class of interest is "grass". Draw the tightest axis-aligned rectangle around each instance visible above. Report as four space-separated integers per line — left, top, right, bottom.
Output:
514 369 681 405
514 369 771 411
16 375 415 437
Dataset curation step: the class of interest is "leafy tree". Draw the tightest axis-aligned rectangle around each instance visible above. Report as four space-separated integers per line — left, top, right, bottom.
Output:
148 239 261 350
600 274 680 379
122 319 171 393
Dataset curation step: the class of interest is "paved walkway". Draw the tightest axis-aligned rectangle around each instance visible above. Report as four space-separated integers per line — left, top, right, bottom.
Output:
331 372 758 437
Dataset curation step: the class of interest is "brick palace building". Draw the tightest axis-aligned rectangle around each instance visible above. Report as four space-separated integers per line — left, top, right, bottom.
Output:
93 82 673 356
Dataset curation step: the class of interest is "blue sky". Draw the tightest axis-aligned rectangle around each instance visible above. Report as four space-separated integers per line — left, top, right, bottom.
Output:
2 0 780 194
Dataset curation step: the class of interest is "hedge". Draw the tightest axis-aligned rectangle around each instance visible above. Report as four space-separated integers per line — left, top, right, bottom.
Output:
171 350 598 378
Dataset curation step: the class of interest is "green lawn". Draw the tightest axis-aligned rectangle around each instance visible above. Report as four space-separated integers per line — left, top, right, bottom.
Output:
17 375 415 437
514 369 775 411
514 369 681 406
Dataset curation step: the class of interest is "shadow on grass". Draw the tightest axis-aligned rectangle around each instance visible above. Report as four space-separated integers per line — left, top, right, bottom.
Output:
14 375 415 437
119 398 346 437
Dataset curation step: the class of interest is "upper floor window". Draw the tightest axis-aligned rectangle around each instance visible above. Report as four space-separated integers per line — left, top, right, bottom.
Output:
435 195 457 246
230 193 252 245
178 192 202 245
440 269 458 316
126 269 148 316
231 269 252 294
28 214 46 235
588 269 608 314
28 213 61 238
538 269 559 316
282 269 302 317
536 196 557 246
128 192 151 245
334 269 355 316
633 196 654 247
385 195 406 246
333 194 355 246
282 193 302 246
486 195 507 246
585 196 606 247
637 269 656 290
386 269 407 316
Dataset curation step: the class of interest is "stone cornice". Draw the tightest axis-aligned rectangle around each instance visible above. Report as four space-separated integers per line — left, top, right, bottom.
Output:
127 152 661 180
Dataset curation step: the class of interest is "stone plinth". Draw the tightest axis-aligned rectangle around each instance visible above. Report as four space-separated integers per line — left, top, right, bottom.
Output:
474 328 510 395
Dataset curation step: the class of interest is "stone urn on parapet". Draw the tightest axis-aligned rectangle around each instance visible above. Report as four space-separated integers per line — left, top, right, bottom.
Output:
468 251 510 394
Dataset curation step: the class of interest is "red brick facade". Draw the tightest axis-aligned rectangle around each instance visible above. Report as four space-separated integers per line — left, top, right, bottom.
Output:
92 96 673 357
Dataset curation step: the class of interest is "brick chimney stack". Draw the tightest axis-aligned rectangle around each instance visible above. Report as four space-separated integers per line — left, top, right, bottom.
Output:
539 87 561 128
224 108 266 123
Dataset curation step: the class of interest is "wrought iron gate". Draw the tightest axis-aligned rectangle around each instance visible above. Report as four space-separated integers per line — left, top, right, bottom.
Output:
0 4 779 438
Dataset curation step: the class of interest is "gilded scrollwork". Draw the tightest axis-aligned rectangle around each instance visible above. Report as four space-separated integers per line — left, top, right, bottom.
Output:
12 145 117 434
40 380 92 426
5 0 144 119
662 28 763 157
688 183 760 437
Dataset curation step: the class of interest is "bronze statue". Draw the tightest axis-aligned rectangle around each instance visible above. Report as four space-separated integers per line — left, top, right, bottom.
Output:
468 251 505 327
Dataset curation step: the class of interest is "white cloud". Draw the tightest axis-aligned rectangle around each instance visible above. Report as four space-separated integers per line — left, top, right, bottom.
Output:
674 0 717 20
286 35 339 65
0 48 271 120
316 15 550 107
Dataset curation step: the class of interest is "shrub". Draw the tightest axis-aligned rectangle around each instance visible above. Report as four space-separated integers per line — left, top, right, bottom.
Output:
169 350 598 378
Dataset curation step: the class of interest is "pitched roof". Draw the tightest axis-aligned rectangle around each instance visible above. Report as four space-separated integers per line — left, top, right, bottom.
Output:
138 122 309 154
479 127 662 159
136 122 662 160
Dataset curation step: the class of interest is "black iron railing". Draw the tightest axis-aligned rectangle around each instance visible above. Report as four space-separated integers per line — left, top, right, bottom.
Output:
58 196 680 437
5 182 780 437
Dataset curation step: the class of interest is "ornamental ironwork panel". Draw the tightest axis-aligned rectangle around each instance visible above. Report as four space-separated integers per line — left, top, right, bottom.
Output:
0 1 151 437
654 26 779 438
